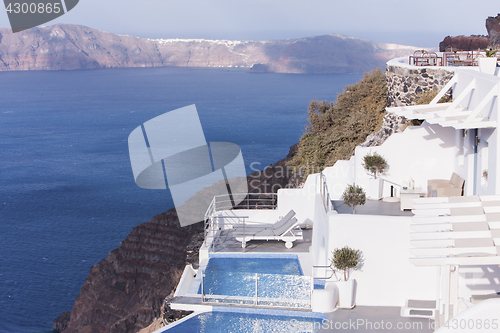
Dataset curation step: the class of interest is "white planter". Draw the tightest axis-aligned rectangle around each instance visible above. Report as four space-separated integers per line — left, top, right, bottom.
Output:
368 178 383 199
336 279 356 309
478 57 497 75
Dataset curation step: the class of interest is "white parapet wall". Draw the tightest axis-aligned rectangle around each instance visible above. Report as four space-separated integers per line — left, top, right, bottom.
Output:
324 121 458 200
328 213 438 307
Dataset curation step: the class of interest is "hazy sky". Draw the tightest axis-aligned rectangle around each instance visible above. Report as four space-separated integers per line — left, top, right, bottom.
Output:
0 0 498 47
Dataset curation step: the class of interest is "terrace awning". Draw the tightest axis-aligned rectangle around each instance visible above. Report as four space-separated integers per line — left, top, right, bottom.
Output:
409 195 500 267
387 75 499 130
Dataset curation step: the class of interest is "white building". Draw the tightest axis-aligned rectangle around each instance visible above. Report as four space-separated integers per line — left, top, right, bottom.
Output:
165 55 500 333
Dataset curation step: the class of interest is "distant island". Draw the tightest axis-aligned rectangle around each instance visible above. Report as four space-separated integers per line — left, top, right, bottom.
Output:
0 24 421 73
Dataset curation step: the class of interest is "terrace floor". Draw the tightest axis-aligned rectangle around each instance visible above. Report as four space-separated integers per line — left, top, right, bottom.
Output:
332 199 414 216
209 229 313 254
318 306 434 332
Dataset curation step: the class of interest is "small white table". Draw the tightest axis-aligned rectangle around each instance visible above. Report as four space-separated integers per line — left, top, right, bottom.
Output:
400 188 425 211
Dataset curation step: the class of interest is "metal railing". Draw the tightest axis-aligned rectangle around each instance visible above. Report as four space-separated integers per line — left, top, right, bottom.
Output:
201 271 312 309
319 173 334 212
410 50 442 66
312 265 336 280
312 265 338 291
203 193 278 253
409 49 491 67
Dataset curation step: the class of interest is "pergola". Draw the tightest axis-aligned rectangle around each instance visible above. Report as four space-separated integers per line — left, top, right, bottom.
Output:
387 71 499 130
410 195 500 327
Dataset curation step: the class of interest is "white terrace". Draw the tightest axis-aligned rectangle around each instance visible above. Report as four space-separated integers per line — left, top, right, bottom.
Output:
169 60 500 332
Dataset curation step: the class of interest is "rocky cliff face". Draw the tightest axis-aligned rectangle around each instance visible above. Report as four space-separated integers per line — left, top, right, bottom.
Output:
359 113 407 147
0 24 419 73
486 13 500 49
53 210 201 333
53 145 298 333
438 13 500 51
438 35 490 52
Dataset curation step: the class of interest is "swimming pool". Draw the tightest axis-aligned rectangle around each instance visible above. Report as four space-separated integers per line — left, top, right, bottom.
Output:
203 254 304 275
162 308 327 333
199 254 311 308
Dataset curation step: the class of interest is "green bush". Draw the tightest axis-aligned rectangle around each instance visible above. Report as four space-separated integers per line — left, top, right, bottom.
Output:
362 152 388 179
287 69 387 177
342 184 366 214
330 246 361 281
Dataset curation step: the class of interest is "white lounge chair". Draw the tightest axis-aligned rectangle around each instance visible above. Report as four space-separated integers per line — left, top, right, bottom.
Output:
232 210 303 249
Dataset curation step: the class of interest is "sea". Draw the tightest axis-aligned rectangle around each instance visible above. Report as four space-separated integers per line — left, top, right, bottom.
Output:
0 66 362 332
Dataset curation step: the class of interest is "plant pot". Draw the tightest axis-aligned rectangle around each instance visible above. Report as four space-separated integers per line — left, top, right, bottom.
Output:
368 178 383 199
336 279 356 309
478 57 497 75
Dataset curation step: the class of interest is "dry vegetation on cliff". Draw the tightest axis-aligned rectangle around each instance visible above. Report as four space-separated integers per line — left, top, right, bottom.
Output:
287 69 387 176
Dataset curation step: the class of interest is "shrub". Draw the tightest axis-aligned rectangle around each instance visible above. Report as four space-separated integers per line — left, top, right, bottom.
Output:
287 69 387 178
415 89 451 105
362 152 388 179
485 48 498 57
342 184 366 214
408 89 452 127
330 246 361 281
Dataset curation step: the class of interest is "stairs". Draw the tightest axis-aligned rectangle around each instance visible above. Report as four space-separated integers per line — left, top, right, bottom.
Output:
401 299 437 318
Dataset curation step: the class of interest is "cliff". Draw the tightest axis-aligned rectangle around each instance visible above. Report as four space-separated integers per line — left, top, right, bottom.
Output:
486 13 500 49
53 145 298 333
0 24 419 73
53 210 202 333
438 13 500 51
439 35 490 52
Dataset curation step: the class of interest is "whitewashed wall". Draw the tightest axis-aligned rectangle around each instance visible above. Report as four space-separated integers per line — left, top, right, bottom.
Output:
324 122 458 200
278 174 332 268
277 174 318 227
328 213 438 306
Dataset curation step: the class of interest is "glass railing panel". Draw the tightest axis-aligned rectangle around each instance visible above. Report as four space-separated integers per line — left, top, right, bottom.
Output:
201 271 311 308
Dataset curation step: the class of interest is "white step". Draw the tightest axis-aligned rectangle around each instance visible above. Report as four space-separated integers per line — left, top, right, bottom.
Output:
400 299 436 318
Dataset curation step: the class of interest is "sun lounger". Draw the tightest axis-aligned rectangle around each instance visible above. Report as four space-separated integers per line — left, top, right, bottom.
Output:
232 210 303 249
231 210 296 232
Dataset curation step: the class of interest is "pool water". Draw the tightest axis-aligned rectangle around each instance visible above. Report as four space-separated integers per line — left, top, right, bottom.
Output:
163 310 326 333
199 255 311 307
314 280 326 289
204 256 303 275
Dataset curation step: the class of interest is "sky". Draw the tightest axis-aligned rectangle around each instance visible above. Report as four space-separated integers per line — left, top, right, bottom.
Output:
0 0 498 47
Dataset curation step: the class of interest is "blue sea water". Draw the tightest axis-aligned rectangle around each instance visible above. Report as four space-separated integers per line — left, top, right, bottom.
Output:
0 67 362 332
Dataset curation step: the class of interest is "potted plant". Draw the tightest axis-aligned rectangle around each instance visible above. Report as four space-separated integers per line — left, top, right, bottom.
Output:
330 246 361 308
479 49 498 75
362 152 388 199
342 184 366 214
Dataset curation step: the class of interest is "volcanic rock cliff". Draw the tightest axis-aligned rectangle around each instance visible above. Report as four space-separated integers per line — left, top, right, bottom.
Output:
53 210 201 333
486 13 500 49
438 35 490 52
439 13 500 51
0 24 419 73
53 144 299 333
